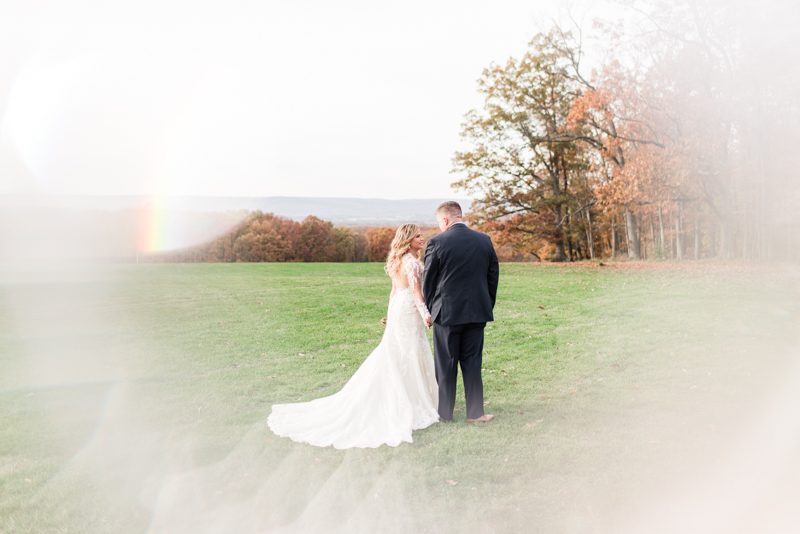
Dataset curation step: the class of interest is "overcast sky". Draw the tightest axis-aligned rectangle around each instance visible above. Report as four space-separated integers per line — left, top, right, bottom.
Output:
0 0 607 199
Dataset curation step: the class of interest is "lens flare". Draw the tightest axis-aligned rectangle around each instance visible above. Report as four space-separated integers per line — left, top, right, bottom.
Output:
136 197 167 254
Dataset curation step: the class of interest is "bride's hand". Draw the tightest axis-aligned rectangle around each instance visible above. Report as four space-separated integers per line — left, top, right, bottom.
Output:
425 317 432 329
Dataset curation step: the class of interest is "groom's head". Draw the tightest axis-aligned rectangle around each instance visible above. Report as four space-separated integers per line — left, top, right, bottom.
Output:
435 202 463 232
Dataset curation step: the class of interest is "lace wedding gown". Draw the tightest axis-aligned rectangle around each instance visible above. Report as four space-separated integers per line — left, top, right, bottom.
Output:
267 253 439 449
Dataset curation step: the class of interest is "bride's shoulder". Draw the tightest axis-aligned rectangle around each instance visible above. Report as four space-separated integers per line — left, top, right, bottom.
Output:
402 253 421 267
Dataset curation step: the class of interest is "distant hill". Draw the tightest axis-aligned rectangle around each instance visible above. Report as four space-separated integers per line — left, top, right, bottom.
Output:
0 195 472 226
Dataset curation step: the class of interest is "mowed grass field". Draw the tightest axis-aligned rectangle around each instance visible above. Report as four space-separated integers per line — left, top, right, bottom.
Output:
2 262 799 533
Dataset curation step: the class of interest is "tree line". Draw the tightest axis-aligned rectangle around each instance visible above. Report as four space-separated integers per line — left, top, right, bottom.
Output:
146 211 440 263
454 1 800 262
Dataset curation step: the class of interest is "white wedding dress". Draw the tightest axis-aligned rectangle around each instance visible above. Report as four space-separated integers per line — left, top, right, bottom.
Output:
267 253 439 449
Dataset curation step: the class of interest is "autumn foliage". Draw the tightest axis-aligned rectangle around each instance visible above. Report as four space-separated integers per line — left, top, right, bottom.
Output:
147 212 442 263
149 212 371 263
365 227 396 264
453 3 800 262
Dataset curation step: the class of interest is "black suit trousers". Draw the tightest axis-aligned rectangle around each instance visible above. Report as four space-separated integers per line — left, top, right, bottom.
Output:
433 322 485 421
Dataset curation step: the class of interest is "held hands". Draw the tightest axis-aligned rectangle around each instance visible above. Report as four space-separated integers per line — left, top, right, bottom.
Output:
425 317 432 329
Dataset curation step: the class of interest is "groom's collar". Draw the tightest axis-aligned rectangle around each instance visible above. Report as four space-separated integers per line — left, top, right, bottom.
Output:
447 221 467 230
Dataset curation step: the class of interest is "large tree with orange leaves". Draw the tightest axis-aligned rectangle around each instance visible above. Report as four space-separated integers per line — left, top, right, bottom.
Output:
452 31 593 262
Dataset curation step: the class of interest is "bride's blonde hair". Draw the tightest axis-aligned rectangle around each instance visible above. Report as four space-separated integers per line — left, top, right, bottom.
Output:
384 223 422 277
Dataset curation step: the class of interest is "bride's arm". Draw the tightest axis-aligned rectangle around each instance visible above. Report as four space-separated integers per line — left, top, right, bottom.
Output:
404 258 432 327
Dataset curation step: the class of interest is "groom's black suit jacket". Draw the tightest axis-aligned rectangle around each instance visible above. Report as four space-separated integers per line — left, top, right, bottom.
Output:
422 223 499 326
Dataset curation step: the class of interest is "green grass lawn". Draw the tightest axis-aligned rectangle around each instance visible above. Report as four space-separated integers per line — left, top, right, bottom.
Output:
1 262 799 533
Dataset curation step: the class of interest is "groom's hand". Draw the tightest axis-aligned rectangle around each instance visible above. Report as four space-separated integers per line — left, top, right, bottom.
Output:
425 317 432 329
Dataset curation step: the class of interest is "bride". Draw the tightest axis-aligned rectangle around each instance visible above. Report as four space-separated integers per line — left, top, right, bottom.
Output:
267 223 439 449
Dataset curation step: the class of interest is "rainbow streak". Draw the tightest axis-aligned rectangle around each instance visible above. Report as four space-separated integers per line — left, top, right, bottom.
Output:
136 81 198 255
136 197 172 254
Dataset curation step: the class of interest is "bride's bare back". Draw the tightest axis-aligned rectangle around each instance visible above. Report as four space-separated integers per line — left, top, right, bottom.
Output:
391 253 431 325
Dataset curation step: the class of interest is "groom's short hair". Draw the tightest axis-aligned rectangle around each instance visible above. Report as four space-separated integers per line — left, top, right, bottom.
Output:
436 201 462 219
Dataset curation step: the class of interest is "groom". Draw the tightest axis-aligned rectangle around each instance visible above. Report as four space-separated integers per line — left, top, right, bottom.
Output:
423 202 499 423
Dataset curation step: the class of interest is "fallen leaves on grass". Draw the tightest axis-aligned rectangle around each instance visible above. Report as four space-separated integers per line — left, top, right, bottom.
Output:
445 480 458 486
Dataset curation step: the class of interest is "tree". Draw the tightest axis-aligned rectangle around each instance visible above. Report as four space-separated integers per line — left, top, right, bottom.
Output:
296 216 337 262
332 226 368 262
352 232 369 263
452 31 590 261
365 227 396 263
590 0 800 261
237 214 294 261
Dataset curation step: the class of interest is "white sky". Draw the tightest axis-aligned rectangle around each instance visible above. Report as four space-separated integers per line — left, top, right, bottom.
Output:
0 0 603 199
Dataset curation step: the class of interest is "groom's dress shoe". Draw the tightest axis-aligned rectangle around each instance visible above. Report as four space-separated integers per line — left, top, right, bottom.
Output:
467 414 494 423
439 418 454 423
